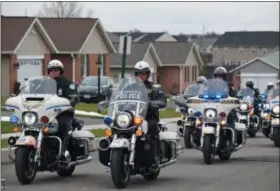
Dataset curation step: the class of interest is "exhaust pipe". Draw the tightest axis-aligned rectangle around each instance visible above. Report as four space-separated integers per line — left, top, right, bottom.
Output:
98 138 111 151
262 121 269 128
67 155 92 168
159 159 177 168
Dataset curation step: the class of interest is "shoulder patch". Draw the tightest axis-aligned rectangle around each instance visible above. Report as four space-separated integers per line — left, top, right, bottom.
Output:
69 83 76 90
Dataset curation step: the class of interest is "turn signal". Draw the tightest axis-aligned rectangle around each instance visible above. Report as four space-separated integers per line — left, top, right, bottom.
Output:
220 120 226 126
265 115 270 121
105 129 112 137
13 127 19 132
134 116 143 126
250 109 254 116
41 116 49 123
196 119 201 125
43 127 49 133
136 128 143 137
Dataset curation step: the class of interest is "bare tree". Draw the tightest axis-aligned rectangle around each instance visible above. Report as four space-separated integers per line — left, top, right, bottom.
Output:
38 2 94 18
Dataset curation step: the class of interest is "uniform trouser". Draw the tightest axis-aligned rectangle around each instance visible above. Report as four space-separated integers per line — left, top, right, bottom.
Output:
57 113 73 155
147 119 160 164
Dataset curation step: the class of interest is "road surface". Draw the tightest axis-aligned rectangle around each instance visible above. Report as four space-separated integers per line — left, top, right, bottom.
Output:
2 123 279 191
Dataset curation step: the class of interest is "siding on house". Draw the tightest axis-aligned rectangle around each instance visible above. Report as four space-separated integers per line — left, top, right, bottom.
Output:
158 67 180 94
16 25 50 55
240 60 278 74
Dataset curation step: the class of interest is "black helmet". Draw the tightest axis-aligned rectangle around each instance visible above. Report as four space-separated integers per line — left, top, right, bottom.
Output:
214 66 227 80
255 88 260 96
246 80 254 89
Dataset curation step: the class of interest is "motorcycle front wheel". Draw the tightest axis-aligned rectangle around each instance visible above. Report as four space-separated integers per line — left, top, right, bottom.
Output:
184 126 193 149
202 135 215 165
110 149 131 189
15 147 37 185
273 127 280 147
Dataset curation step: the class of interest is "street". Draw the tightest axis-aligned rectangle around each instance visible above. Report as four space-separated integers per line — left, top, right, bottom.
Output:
2 123 279 191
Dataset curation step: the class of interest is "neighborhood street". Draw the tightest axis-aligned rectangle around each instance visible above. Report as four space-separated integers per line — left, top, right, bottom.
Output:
2 123 279 191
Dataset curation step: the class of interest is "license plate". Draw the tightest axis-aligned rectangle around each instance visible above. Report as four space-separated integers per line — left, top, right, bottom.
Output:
238 115 247 120
185 122 192 126
83 95 91 99
110 140 123 147
271 119 279 125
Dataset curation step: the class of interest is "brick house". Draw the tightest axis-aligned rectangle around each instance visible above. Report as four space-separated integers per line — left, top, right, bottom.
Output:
153 42 204 94
1 16 116 96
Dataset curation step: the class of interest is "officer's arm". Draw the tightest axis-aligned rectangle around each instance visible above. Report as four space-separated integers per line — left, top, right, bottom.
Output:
151 90 167 109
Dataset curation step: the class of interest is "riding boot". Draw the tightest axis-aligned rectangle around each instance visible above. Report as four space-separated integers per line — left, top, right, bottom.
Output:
61 135 71 162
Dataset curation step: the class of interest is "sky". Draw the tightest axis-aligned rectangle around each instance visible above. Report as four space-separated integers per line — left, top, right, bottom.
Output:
1 1 279 34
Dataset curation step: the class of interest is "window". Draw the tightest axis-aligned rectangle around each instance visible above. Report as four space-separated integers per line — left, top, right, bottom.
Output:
185 66 190 82
192 66 197 81
251 47 256 54
239 46 244 54
214 47 218 53
230 60 234 65
225 60 230 65
224 47 228 54
81 55 88 78
262 48 267 54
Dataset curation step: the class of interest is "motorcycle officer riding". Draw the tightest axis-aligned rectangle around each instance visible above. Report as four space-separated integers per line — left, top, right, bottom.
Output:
125 61 167 166
47 59 80 161
213 66 238 146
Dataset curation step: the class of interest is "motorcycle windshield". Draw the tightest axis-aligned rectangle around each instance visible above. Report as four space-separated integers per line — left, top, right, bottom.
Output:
240 88 254 98
198 79 229 99
19 76 57 94
272 87 280 98
184 83 201 97
108 77 149 119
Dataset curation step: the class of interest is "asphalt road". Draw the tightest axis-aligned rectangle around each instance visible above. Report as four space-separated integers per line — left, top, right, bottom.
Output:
2 124 279 191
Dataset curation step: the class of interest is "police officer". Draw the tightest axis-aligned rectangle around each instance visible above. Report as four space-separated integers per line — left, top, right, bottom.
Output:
47 59 79 161
134 61 167 166
196 76 207 85
264 82 275 94
213 66 238 145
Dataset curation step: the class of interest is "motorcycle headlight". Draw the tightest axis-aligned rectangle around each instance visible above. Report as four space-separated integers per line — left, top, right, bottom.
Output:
205 109 216 119
272 105 279 114
240 103 248 111
263 104 269 110
116 113 131 128
23 112 37 126
188 108 195 115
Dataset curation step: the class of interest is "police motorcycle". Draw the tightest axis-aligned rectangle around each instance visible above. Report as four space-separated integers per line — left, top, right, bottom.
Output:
262 88 280 146
237 88 260 137
97 77 183 189
175 83 202 148
178 79 246 164
5 76 95 185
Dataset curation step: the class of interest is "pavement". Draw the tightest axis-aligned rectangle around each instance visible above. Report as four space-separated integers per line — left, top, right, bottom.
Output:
1 123 279 191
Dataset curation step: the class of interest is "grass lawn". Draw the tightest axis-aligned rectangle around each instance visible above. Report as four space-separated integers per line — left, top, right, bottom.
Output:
1 128 106 148
160 108 181 118
1 121 15 134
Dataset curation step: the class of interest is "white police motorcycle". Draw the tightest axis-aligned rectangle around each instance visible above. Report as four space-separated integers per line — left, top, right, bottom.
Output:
5 76 95 185
179 79 247 164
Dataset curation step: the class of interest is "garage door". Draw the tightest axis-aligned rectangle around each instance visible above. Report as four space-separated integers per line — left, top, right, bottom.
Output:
17 59 42 84
241 73 278 93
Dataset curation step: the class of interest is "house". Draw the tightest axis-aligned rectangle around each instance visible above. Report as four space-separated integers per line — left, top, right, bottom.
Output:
229 51 279 92
153 42 204 94
110 42 162 84
212 31 279 67
1 16 116 96
135 32 177 42
172 34 218 53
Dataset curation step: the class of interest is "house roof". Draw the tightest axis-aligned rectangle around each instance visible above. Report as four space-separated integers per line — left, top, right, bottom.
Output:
1 16 34 52
106 32 120 43
213 31 280 47
127 31 146 40
153 42 193 66
229 50 279 73
172 35 189 42
192 37 218 48
110 43 151 67
111 32 128 36
39 17 97 52
137 32 165 42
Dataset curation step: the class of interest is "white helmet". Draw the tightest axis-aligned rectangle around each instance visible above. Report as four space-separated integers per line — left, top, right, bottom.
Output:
47 59 64 74
134 61 151 74
267 82 274 86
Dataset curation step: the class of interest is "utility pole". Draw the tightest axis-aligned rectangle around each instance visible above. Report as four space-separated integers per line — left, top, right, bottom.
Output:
119 36 132 78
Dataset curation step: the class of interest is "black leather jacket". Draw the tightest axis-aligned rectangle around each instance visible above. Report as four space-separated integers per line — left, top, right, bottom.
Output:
144 81 167 122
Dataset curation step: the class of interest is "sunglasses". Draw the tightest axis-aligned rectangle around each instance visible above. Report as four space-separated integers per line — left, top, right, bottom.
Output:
49 69 59 72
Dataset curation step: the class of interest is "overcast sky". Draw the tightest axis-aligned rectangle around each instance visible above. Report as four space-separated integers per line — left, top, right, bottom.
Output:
1 1 279 34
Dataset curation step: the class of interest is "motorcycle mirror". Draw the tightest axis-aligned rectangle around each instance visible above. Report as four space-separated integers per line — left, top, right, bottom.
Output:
97 100 109 113
152 84 161 92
